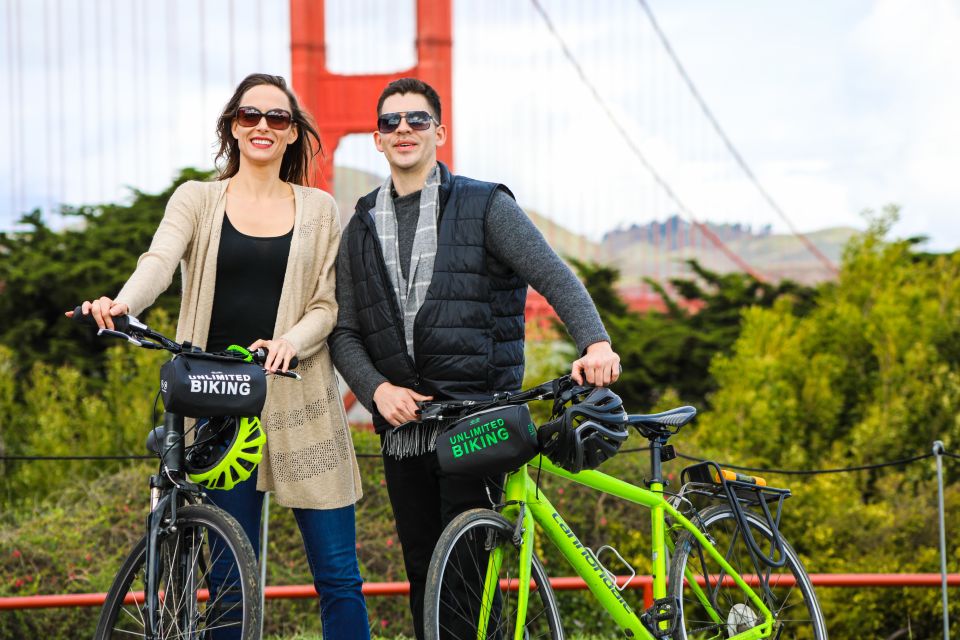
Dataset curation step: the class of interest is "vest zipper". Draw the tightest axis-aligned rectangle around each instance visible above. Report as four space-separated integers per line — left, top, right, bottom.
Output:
368 220 421 379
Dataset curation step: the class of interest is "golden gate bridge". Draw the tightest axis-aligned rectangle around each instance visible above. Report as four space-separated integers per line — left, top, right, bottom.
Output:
1 5 958 632
0 0 846 421
1 0 838 286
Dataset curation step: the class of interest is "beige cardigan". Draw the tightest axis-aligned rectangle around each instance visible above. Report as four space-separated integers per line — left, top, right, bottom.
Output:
116 179 362 509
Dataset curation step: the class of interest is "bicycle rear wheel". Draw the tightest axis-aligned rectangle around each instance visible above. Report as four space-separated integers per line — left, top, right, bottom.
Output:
669 505 826 639
94 503 261 640
424 508 563 640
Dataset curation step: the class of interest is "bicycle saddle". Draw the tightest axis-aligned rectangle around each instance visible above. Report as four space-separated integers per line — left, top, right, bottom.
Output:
627 406 697 435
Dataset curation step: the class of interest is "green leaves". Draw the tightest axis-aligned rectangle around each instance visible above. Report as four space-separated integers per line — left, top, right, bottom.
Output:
564 256 816 412
0 168 212 375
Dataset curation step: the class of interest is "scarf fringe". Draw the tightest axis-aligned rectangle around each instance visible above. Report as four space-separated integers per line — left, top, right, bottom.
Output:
381 422 442 459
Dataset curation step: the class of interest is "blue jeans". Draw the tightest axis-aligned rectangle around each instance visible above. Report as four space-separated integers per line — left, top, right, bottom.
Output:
208 467 370 640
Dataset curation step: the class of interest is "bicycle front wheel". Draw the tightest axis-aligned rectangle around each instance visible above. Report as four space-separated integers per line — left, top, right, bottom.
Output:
94 503 261 640
669 505 826 639
424 508 563 640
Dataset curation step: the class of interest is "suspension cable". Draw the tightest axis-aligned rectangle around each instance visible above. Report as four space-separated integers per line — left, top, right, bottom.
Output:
636 0 837 276
529 0 767 281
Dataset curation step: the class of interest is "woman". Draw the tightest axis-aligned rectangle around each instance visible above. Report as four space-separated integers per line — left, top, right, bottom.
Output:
70 73 369 639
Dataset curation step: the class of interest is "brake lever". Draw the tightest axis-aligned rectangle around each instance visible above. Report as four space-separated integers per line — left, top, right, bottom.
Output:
417 404 445 421
268 370 301 380
97 328 143 346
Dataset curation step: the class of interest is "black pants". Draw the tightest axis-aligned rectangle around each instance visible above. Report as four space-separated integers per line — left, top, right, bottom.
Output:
382 449 498 640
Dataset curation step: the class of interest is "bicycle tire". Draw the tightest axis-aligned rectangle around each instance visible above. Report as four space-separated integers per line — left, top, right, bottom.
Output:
94 503 262 640
669 505 827 639
424 508 564 640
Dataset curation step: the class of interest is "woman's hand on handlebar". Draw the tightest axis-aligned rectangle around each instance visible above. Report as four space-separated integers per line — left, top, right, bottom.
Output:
64 296 129 330
248 337 297 373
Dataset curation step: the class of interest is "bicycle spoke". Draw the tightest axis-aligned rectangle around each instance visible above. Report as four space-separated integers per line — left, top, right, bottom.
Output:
445 548 487 627
97 506 258 640
671 506 825 640
118 592 145 630
427 512 559 640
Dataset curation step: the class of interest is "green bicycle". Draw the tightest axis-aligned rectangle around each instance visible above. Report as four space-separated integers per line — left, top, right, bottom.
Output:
420 375 826 639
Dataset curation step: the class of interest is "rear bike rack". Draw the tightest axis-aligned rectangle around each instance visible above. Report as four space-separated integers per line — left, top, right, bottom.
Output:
680 461 792 570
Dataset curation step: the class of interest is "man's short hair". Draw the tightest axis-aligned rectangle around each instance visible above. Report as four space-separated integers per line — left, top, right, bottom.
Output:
377 78 442 123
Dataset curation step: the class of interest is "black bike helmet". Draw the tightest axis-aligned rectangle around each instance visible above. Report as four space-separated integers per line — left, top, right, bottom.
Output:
539 387 628 473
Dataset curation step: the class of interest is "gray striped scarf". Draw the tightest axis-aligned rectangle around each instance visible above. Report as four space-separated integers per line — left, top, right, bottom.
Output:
373 164 441 359
374 165 442 458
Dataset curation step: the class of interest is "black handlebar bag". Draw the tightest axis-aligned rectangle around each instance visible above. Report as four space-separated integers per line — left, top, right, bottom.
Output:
436 404 540 476
160 353 267 418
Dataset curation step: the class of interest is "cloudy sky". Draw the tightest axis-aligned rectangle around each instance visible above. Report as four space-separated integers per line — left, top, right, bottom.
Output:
2 0 958 249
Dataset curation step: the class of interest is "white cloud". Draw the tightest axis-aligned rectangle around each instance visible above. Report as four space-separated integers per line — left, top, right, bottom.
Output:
845 0 960 248
3 0 958 251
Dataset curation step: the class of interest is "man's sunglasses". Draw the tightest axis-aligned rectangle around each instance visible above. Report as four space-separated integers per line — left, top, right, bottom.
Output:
235 106 293 130
377 111 439 134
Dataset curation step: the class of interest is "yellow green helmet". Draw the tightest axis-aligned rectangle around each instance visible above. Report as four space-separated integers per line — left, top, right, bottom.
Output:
186 416 265 490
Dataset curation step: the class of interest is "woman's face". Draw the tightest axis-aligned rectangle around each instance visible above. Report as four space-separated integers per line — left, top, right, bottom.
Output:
231 84 299 169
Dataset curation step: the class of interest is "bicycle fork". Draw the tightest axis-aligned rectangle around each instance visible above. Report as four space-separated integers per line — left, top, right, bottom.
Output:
144 495 168 640
477 502 536 640
144 412 188 640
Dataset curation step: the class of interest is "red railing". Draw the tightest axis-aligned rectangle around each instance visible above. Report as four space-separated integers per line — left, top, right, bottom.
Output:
2 573 957 611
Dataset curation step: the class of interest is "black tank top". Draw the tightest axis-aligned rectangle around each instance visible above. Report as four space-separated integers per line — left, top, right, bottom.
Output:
206 214 293 353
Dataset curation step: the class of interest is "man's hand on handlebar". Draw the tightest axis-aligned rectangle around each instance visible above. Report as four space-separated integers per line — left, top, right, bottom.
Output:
571 341 621 387
64 296 129 331
374 382 433 427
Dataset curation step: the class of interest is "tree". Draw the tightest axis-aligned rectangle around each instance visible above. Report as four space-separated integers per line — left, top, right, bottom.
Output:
564 257 817 411
0 168 212 375
688 207 960 637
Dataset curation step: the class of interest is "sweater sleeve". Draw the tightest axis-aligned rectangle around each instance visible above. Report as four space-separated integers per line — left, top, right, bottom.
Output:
486 189 611 354
115 181 201 316
329 225 389 412
279 193 341 361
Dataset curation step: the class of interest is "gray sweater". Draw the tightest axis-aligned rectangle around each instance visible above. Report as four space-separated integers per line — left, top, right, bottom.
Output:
330 188 610 412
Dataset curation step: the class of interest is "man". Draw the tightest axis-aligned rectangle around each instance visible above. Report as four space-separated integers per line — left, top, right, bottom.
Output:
330 78 620 638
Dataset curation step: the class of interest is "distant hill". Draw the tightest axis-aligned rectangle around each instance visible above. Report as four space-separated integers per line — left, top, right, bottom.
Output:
331 166 855 285
602 216 855 285
525 209 604 264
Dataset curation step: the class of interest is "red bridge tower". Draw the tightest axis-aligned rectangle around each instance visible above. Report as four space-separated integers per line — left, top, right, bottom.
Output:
289 0 455 190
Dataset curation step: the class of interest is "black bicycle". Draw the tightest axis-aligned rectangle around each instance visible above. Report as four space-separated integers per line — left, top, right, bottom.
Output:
71 309 299 640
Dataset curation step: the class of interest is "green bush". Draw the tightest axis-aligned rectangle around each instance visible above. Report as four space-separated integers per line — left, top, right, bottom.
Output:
3 198 960 638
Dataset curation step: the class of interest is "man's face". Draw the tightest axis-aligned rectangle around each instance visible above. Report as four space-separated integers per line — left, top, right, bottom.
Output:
374 93 446 174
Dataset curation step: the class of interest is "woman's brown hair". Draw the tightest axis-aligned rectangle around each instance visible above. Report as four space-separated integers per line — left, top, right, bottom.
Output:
214 73 322 186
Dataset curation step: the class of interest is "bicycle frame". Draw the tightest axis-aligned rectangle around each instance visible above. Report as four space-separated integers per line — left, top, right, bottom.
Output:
489 457 775 640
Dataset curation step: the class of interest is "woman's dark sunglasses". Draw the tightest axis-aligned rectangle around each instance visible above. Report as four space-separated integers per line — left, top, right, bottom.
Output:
235 106 293 130
377 110 438 134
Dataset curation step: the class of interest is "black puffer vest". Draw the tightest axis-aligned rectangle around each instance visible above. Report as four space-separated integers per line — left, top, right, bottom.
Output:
346 163 527 433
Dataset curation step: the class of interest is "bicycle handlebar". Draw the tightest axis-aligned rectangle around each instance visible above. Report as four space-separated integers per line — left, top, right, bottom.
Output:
415 375 594 422
70 305 299 375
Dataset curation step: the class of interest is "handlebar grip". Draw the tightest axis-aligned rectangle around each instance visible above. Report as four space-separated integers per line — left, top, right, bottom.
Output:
250 348 299 370
72 305 131 333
